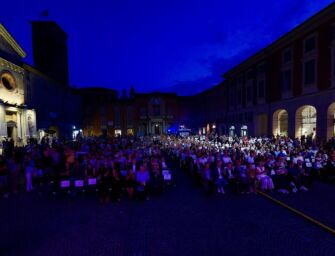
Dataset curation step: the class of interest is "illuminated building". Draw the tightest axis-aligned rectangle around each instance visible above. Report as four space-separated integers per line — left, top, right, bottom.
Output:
0 24 37 144
192 3 335 141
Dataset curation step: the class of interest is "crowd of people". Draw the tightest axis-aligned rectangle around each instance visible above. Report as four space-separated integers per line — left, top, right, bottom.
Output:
0 137 172 202
1 134 335 201
161 135 335 196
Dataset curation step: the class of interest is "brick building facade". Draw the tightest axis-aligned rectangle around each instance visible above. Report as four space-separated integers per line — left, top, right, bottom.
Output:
79 88 183 137
195 3 335 142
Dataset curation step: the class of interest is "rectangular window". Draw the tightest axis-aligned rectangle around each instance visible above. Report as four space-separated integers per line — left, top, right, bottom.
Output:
283 49 292 64
304 36 316 53
257 64 265 75
246 112 253 122
127 106 133 126
153 104 160 116
237 87 242 105
114 107 120 127
229 86 235 106
140 107 146 116
330 25 335 41
236 76 243 106
238 113 243 123
99 106 106 115
304 59 316 85
167 105 173 116
247 70 253 80
86 107 93 117
247 86 252 102
100 116 107 126
282 69 292 91
258 80 265 98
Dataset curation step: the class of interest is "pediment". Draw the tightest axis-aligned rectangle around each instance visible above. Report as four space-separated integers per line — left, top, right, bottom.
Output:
0 24 26 59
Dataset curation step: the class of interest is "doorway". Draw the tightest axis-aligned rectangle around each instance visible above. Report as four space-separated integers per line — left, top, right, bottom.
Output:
153 123 161 135
6 120 17 140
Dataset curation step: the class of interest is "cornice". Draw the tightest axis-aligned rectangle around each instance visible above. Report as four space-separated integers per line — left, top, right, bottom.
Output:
0 57 24 75
223 2 335 78
0 23 26 58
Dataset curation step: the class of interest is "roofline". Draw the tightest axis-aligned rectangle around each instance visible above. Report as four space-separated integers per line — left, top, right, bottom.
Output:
23 63 71 86
223 2 335 78
135 91 177 96
30 20 68 38
0 23 26 58
77 87 118 92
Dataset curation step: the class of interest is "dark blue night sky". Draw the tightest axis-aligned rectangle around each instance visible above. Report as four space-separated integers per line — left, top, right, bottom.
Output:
1 0 334 95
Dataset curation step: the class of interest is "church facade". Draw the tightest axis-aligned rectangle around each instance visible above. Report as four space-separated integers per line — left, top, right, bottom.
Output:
0 24 37 145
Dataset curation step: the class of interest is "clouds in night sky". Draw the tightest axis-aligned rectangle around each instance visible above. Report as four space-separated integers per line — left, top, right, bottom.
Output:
0 0 334 95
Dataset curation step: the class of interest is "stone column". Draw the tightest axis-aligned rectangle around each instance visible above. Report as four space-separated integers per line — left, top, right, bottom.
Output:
0 101 6 137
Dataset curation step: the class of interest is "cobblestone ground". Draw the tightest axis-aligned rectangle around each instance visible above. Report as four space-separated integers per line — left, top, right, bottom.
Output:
268 181 335 229
1 162 335 256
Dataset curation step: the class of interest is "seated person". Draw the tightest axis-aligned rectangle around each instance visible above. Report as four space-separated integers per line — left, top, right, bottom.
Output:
291 159 310 191
214 160 227 194
202 162 214 197
224 162 237 194
274 157 289 194
287 161 299 193
125 169 136 199
136 165 151 199
322 154 335 182
150 162 163 195
246 163 257 193
256 161 274 192
235 160 249 194
296 160 310 191
111 168 121 201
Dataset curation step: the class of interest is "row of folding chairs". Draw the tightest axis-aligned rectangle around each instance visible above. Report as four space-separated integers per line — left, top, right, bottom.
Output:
58 178 99 195
58 169 173 194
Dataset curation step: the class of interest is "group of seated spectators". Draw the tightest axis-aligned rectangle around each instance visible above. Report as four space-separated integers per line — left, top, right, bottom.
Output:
0 137 172 202
1 134 335 200
162 135 335 196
